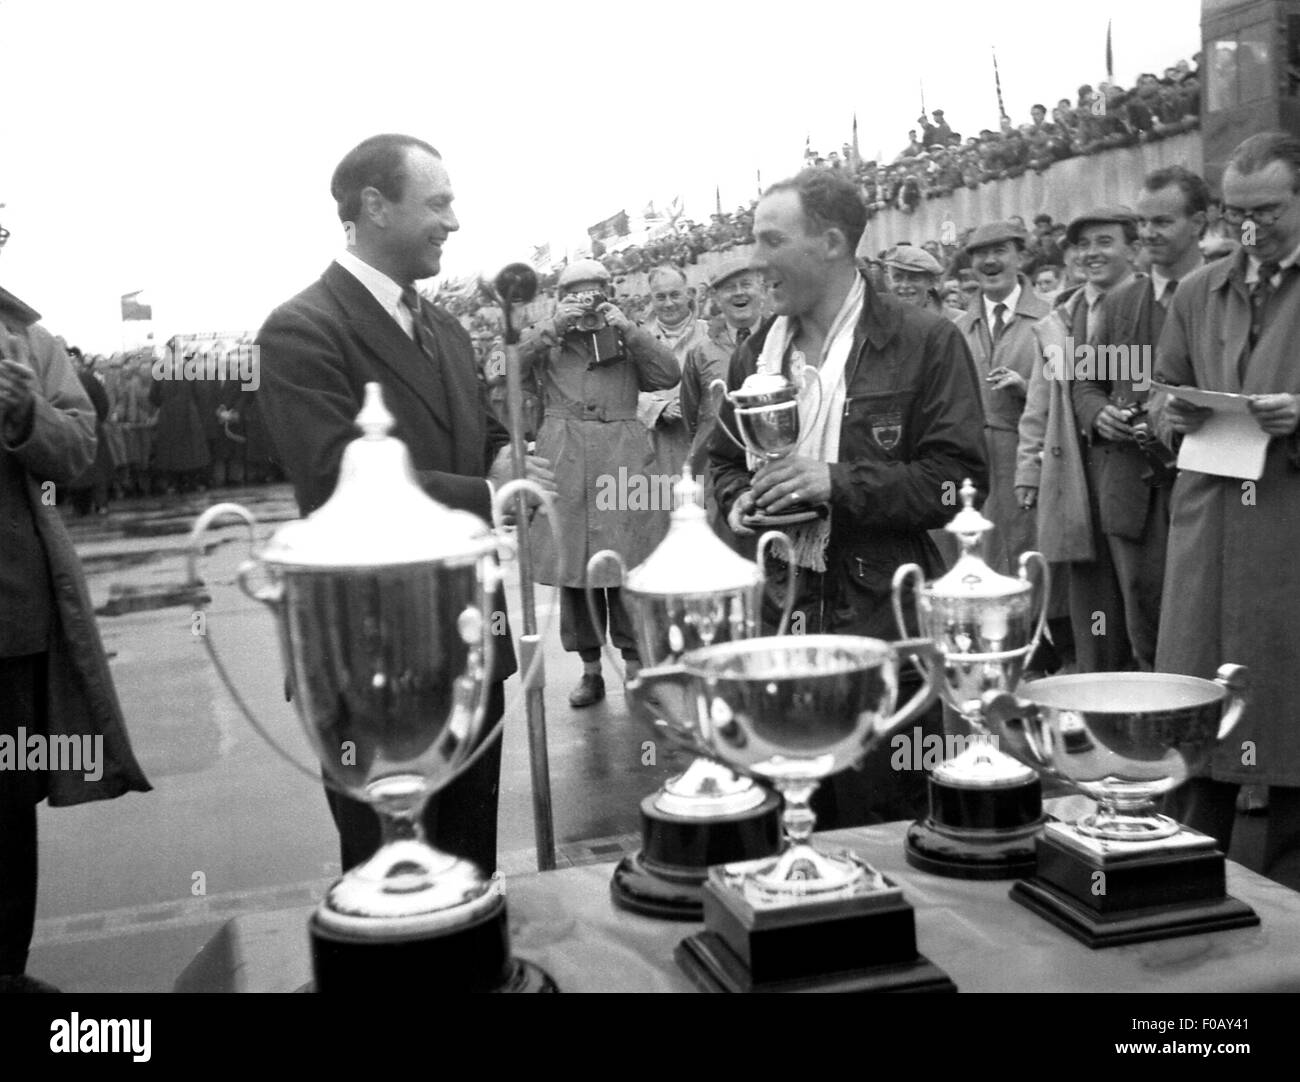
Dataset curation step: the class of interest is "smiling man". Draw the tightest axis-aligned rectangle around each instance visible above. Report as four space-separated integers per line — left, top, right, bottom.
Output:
255 133 554 879
637 265 700 481
1154 133 1300 883
955 221 1052 577
709 168 987 827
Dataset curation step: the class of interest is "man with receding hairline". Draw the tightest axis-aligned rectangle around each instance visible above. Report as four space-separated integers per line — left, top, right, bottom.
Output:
709 168 987 828
256 133 555 878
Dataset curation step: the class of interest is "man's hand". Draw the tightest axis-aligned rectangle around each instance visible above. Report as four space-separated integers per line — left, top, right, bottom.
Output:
1094 403 1135 442
551 301 585 338
1248 393 1300 437
1014 485 1038 510
986 366 1027 394
0 332 37 431
727 489 757 536
660 397 682 423
751 454 832 511
599 302 632 333
1163 395 1212 435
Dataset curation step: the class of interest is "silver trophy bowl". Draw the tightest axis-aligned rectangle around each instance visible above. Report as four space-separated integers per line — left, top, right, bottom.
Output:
982 666 1249 841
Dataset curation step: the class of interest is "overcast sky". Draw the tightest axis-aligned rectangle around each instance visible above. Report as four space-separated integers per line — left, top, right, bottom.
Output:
0 0 1203 350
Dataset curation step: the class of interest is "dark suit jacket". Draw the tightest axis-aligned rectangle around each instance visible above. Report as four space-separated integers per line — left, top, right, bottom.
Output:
1070 273 1166 540
255 260 517 680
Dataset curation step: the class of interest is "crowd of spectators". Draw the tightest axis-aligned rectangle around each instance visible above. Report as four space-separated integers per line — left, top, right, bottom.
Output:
810 57 1201 216
56 338 283 514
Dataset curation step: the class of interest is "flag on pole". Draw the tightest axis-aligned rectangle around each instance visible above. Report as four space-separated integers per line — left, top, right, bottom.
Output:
715 185 723 216
1105 18 1114 81
920 80 927 118
992 46 1007 121
804 133 812 164
852 113 861 166
756 168 762 196
121 290 152 321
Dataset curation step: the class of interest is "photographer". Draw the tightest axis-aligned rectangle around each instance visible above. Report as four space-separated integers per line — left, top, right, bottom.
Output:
517 260 680 707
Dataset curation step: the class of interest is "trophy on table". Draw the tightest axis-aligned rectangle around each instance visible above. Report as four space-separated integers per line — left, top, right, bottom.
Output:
188 384 557 992
588 467 794 920
639 633 954 993
982 666 1260 946
710 367 824 527
890 478 1051 878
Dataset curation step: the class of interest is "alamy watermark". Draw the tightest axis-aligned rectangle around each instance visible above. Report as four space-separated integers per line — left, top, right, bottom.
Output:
1043 337 1153 392
595 468 681 511
0 729 103 781
152 343 260 391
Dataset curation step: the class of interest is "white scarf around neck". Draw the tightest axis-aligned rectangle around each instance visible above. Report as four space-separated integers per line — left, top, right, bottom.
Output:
754 274 865 571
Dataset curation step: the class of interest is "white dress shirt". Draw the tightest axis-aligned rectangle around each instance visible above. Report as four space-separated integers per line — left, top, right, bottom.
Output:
335 249 415 338
982 281 1022 338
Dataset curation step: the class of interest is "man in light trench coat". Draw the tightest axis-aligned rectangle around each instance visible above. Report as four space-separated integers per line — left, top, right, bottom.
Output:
1156 131 1300 884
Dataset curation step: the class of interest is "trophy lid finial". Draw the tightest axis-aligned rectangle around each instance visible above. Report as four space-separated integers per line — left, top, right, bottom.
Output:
671 464 705 514
930 477 1029 600
945 477 994 550
356 381 395 439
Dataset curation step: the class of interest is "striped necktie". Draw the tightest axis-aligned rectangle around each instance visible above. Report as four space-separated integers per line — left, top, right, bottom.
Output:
401 286 439 364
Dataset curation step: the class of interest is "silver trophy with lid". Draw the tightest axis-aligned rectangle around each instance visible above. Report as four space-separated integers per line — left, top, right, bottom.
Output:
587 466 793 920
189 383 555 991
890 478 1051 879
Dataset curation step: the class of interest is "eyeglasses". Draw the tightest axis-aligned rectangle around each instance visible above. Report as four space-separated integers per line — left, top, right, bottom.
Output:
1222 203 1290 227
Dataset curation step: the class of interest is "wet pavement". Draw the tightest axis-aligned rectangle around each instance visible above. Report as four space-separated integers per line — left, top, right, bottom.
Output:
29 484 684 991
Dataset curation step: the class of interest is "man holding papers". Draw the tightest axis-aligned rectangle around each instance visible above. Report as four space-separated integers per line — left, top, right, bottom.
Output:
1155 132 1300 883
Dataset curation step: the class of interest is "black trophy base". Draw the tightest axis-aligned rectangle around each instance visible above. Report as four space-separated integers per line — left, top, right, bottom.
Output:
903 770 1046 880
611 790 783 921
1009 824 1261 949
675 862 957 993
309 894 558 992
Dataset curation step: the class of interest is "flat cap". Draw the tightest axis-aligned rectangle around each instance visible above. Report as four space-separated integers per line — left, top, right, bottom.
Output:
557 259 611 290
964 220 1028 253
1065 206 1138 246
884 246 944 276
708 257 752 290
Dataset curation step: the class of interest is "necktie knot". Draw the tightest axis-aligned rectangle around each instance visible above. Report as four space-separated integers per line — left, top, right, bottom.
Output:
735 327 751 346
400 285 422 315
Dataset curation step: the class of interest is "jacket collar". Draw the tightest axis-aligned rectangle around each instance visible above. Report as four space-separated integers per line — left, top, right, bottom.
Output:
740 271 897 361
1207 245 1249 298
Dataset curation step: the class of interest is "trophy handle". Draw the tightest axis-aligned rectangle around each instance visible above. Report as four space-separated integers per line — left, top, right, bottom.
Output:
585 549 629 682
791 365 824 452
883 638 943 735
185 503 325 788
890 564 936 685
980 690 1051 774
707 377 750 453
756 530 797 635
1213 664 1250 741
1017 550 1051 661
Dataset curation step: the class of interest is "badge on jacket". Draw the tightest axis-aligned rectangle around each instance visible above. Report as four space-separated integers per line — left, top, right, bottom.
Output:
871 411 904 452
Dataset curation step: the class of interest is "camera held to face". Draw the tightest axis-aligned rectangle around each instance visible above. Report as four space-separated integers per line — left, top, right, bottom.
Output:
562 290 626 368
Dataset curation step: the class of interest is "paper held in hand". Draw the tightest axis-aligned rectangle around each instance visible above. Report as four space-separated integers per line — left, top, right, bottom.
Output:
1149 382 1269 481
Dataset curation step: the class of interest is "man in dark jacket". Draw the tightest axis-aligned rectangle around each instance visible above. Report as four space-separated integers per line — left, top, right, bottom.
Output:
255 134 553 877
710 168 988 827
1 288 151 991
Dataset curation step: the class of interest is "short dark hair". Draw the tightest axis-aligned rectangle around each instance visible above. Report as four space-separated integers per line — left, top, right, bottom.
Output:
331 134 440 224
1143 165 1211 217
1227 132 1300 191
1031 103 1047 113
763 168 867 254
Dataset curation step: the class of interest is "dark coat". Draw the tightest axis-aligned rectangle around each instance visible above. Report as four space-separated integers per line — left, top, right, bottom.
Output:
254 261 516 683
0 318 151 805
1071 273 1168 540
709 274 989 640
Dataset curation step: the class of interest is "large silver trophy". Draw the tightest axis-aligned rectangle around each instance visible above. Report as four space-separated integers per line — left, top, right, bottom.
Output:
710 368 824 526
982 666 1260 946
890 478 1050 879
588 467 793 919
639 634 956 992
188 384 556 991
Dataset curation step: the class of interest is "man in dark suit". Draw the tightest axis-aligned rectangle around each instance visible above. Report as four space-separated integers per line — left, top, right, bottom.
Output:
255 134 553 877
1070 169 1207 669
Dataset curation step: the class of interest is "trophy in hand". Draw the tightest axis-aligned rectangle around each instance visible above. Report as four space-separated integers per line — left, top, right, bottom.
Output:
710 366 824 527
639 634 956 993
588 467 794 920
891 478 1051 879
188 384 556 992
982 666 1259 946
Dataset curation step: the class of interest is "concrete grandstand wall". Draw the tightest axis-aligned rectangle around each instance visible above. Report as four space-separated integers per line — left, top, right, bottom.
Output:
859 131 1202 255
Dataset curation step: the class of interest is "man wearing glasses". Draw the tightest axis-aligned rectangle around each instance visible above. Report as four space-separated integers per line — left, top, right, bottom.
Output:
1155 132 1300 885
